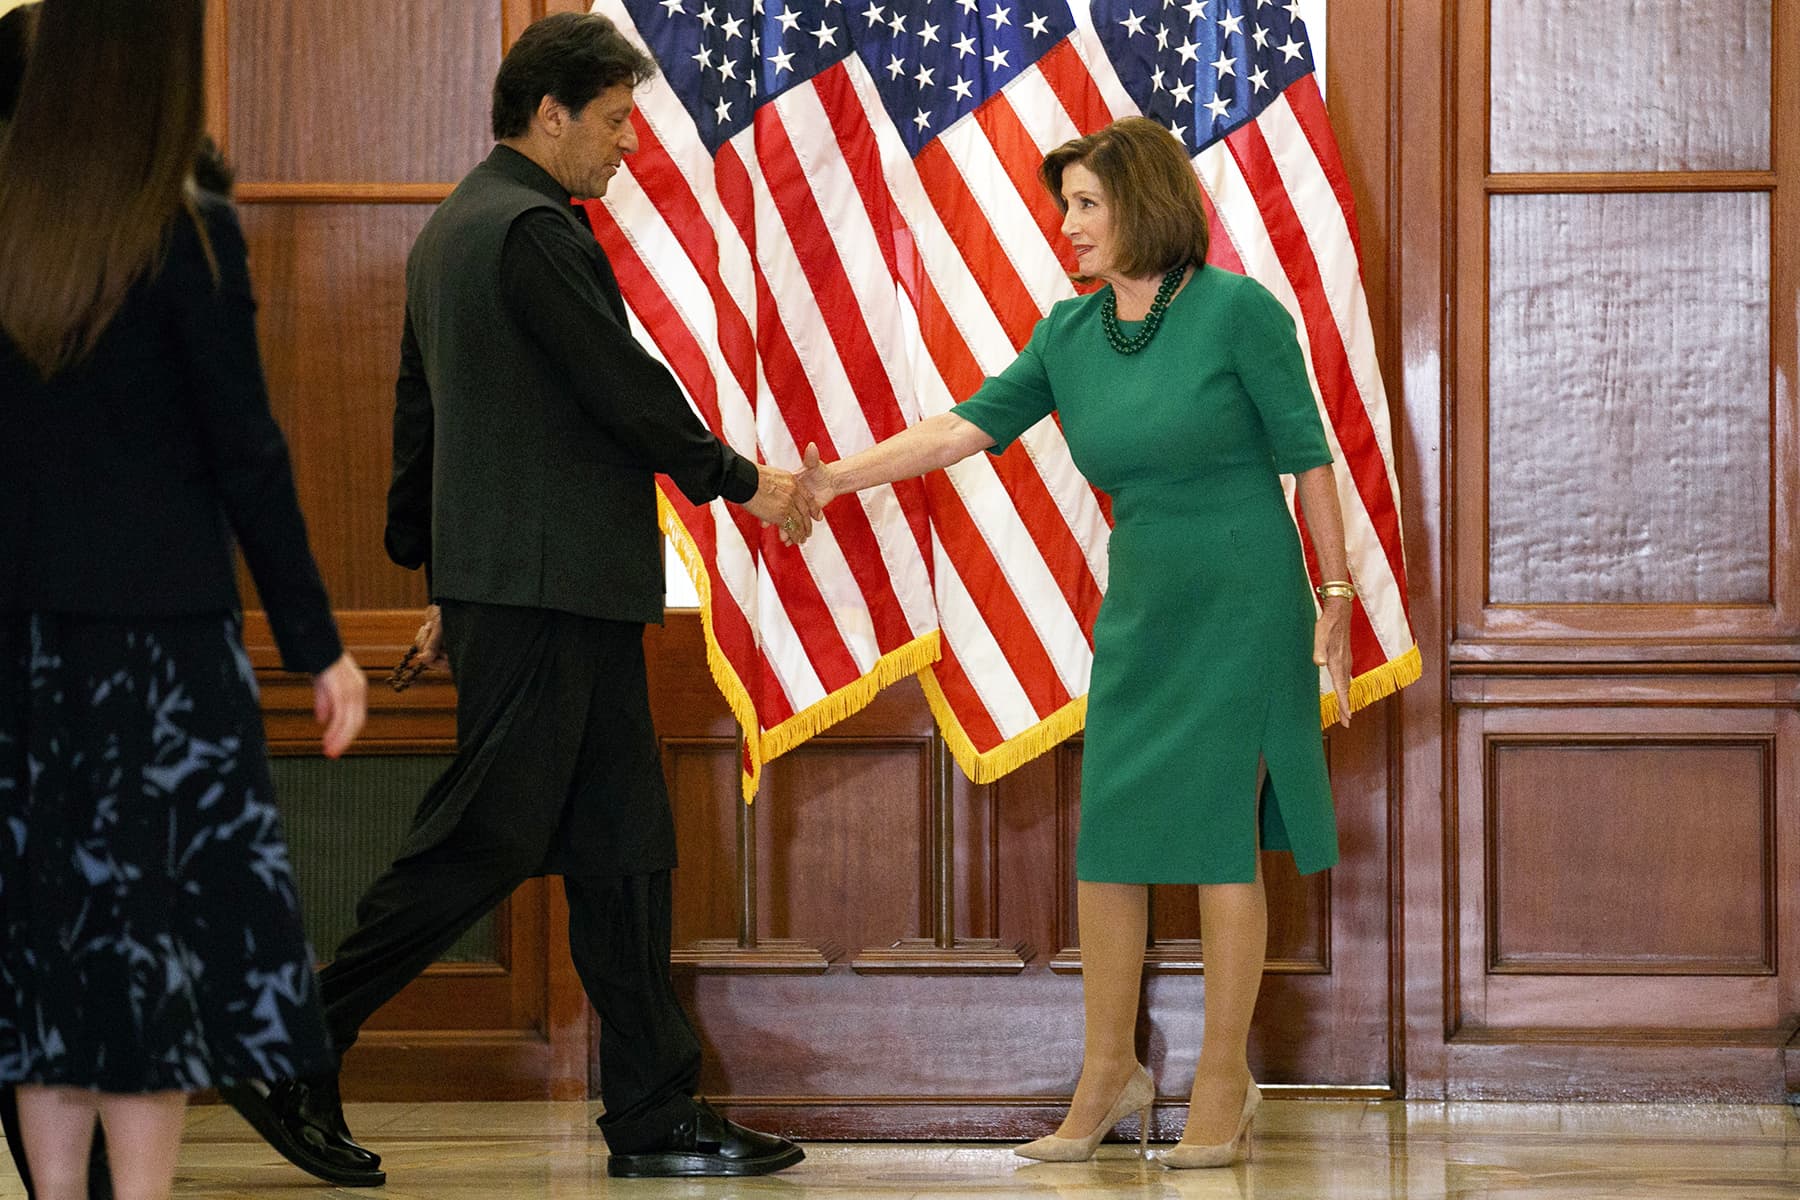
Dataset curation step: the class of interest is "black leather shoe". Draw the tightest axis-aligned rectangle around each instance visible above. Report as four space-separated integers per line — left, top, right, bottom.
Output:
605 1099 804 1177
299 1075 383 1168
221 1076 386 1187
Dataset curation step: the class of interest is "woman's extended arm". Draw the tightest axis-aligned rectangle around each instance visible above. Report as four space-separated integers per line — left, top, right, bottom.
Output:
799 412 994 504
1295 463 1353 727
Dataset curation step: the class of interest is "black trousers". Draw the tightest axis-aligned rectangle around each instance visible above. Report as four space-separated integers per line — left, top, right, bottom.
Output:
313 602 699 1151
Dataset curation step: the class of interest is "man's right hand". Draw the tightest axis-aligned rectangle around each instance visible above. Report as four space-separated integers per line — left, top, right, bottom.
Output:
742 463 823 545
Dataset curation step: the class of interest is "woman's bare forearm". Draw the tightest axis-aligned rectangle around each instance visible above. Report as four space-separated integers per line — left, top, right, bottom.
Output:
1295 464 1349 585
823 412 994 495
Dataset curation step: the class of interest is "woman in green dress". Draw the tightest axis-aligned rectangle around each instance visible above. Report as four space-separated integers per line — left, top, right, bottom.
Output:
798 117 1355 1169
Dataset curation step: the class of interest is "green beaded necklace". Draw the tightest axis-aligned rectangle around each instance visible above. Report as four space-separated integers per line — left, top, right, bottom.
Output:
1100 265 1188 355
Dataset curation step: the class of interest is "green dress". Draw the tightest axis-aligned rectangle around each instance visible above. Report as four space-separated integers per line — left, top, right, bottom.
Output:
954 266 1337 883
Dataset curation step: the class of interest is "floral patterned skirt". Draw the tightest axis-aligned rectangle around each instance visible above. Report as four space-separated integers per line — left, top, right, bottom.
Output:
0 612 334 1093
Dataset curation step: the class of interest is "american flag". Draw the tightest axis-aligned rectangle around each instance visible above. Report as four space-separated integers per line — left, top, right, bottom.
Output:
583 0 1417 796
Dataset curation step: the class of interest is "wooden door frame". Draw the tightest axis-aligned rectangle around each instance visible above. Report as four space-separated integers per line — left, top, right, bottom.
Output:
1399 0 1800 1101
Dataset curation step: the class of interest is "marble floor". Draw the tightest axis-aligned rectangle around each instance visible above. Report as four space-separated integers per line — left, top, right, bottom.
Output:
0 1098 1794 1199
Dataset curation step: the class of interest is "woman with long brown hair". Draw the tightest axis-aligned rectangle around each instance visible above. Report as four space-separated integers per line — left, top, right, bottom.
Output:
0 2 367 1197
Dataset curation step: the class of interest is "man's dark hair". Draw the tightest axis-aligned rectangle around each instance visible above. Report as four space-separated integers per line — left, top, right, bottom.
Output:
491 12 657 140
0 2 38 123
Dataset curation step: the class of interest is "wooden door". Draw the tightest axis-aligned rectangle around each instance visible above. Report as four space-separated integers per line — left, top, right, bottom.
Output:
1396 0 1800 1101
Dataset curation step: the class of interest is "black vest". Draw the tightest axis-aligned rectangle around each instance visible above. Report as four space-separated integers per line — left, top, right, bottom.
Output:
405 154 669 623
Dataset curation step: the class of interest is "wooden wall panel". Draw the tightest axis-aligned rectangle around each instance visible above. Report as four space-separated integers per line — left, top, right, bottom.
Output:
1392 0 1452 1100
950 769 998 940
1486 741 1772 974
667 742 743 946
757 743 932 952
1148 859 1329 972
1486 191 1771 605
989 753 1063 960
1446 683 1800 1097
1149 885 1198 944
1265 857 1331 971
227 0 502 184
1489 0 1772 173
239 204 435 611
1142 870 1330 972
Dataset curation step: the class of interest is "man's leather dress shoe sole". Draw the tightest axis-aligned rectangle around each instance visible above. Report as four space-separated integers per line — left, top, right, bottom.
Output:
219 1081 386 1188
606 1141 805 1178
605 1099 805 1178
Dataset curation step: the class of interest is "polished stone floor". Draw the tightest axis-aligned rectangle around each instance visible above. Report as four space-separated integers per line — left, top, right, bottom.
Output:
0 1098 1794 1198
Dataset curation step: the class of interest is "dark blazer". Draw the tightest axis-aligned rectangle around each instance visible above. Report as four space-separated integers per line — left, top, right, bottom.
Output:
0 192 341 673
386 145 757 623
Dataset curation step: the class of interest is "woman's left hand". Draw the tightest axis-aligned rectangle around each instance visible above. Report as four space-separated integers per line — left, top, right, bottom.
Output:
1313 597 1353 728
313 652 368 758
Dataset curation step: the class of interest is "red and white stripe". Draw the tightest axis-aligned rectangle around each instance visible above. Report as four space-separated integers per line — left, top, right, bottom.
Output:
589 0 1415 791
1068 7 1415 707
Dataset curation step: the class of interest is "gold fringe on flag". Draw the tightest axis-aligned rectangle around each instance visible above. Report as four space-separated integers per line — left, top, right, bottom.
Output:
758 631 941 769
658 492 763 795
923 644 1423 782
919 671 1089 785
659 492 940 801
665 494 1423 796
1318 643 1422 729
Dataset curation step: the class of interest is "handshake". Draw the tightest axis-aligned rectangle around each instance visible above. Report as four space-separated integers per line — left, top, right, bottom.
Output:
391 444 845 694
746 443 838 547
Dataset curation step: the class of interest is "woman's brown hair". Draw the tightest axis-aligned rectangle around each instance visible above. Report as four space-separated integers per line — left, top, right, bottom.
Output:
1039 116 1209 282
0 0 207 378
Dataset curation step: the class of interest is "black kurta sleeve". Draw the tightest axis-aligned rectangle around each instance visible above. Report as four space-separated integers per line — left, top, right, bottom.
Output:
174 196 343 674
497 208 759 506
387 306 434 587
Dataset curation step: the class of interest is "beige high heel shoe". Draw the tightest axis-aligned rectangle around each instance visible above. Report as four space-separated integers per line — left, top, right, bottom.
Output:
1013 1063 1156 1162
1161 1077 1260 1169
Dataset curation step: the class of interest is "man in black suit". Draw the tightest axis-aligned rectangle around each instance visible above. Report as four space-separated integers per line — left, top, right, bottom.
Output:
223 11 815 1185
